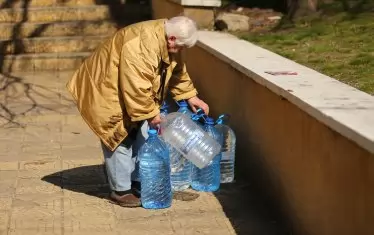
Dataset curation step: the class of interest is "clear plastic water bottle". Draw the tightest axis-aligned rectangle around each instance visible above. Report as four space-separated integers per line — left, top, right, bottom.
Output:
191 117 223 192
160 101 169 119
160 112 221 169
215 114 236 183
139 129 172 209
170 100 193 191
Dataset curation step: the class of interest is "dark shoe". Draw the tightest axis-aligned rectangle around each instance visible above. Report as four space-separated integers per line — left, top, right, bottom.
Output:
109 191 141 208
173 191 200 201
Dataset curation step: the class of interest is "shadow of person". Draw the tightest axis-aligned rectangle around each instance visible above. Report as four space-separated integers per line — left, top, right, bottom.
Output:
41 164 110 199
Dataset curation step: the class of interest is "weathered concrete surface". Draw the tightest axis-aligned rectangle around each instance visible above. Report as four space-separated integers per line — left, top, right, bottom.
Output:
182 31 374 235
0 71 288 235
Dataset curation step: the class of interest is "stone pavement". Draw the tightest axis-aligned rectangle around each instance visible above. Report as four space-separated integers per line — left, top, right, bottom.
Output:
0 71 288 235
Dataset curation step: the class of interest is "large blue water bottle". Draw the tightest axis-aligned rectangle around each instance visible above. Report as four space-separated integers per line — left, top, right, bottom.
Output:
215 114 236 183
170 100 193 191
139 129 172 209
160 101 169 119
191 117 223 192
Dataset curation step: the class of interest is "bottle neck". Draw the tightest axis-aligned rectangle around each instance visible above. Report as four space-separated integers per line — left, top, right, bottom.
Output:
148 133 158 140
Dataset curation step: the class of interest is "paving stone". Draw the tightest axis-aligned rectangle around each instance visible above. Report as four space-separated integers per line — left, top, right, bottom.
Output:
62 159 104 170
0 211 10 231
0 162 19 171
61 145 102 160
0 21 118 40
8 229 61 235
19 159 61 171
18 169 61 179
63 197 116 233
60 132 99 146
20 143 61 160
0 36 109 54
0 0 109 8
16 178 62 195
0 171 18 181
1 52 89 72
115 214 174 235
10 193 62 232
64 231 117 235
0 198 12 211
0 6 112 23
0 180 16 198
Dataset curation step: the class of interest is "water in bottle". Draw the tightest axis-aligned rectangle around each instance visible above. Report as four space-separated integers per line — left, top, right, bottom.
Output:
139 129 172 209
215 114 236 183
160 112 221 169
191 117 223 192
170 100 193 191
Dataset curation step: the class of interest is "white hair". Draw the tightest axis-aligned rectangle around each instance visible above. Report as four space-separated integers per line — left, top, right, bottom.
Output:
165 16 198 48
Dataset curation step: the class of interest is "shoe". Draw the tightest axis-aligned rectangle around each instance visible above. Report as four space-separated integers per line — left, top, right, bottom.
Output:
109 191 141 208
173 191 199 201
131 181 141 197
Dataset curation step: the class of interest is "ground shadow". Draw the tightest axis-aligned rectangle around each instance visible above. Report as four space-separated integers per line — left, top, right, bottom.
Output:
0 73 75 128
41 164 110 199
213 180 293 235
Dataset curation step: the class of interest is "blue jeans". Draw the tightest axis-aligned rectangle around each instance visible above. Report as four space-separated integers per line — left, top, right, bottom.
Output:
101 121 149 191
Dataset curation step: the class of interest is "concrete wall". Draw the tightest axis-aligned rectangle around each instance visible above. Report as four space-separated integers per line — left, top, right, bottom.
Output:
153 2 374 234
184 37 374 235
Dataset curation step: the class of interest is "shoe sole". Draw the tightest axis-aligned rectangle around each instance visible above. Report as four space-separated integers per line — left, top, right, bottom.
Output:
107 198 142 208
172 191 200 201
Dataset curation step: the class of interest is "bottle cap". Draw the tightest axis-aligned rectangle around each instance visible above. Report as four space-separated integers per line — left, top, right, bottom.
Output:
177 100 188 107
205 117 215 125
148 129 157 135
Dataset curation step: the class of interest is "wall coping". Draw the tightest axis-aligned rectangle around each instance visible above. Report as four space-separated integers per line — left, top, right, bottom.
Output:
195 31 374 154
169 0 221 7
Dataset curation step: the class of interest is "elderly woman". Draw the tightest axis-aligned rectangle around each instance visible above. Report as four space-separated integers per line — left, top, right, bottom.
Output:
66 16 209 207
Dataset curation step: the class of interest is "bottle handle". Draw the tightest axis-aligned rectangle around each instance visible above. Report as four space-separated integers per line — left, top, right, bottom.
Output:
216 113 231 125
147 123 161 135
191 108 205 121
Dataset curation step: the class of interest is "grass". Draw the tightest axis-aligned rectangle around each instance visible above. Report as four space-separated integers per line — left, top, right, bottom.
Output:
237 11 374 95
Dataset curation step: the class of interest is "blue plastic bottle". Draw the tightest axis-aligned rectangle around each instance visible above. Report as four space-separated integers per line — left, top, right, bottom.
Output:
215 114 236 183
139 129 172 209
170 100 194 191
191 117 223 192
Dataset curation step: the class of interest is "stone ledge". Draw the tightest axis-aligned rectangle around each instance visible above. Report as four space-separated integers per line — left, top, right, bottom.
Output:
196 30 374 154
169 0 221 7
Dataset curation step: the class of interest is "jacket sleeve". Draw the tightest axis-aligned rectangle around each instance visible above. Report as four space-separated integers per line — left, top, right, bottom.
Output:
168 60 198 101
119 45 160 122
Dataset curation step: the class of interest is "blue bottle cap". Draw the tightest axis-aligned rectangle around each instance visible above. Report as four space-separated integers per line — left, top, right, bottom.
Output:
148 129 158 135
177 100 188 107
205 117 215 125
